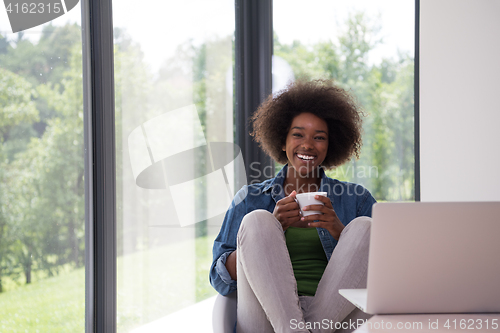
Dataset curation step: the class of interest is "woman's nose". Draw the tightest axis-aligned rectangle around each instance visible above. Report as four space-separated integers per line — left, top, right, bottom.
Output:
301 137 314 149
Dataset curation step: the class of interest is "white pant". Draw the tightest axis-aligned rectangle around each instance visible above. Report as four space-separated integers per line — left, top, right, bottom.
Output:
236 210 372 333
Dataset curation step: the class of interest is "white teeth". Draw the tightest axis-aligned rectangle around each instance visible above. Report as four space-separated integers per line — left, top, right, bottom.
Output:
297 154 314 160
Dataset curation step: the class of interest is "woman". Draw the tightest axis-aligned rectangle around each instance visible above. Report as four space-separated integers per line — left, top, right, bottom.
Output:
210 79 376 333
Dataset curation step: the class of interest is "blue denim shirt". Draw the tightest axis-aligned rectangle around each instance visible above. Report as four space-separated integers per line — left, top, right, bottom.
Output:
209 164 376 296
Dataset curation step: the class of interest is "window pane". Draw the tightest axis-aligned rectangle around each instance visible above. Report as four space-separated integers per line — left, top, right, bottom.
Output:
273 0 415 201
112 1 235 331
0 6 85 331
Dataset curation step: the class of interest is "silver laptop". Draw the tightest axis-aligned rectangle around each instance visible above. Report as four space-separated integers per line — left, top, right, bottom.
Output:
340 201 500 314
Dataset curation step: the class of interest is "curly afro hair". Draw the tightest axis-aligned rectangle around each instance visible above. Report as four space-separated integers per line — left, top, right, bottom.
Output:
250 79 364 169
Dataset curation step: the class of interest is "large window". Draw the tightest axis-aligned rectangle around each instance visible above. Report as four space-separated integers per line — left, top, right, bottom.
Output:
112 0 235 331
274 0 415 201
0 5 85 332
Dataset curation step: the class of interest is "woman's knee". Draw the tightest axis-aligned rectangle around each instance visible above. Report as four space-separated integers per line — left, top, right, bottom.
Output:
350 216 372 231
238 209 281 239
341 216 371 240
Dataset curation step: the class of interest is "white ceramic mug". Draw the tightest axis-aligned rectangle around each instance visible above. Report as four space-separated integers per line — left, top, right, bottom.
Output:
295 192 327 216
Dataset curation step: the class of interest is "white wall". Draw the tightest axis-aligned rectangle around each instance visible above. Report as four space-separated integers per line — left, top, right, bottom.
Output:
420 0 500 201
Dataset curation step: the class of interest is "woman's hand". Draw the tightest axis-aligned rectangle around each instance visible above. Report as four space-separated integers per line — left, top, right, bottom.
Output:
273 190 301 231
225 250 237 281
301 195 345 240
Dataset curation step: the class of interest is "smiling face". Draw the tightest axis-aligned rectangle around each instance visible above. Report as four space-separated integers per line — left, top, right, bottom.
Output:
283 112 329 178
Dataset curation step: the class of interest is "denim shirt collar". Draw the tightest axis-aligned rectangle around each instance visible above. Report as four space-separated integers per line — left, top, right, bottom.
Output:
263 164 328 203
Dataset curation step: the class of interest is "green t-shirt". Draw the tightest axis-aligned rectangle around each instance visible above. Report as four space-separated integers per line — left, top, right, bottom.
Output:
285 227 328 296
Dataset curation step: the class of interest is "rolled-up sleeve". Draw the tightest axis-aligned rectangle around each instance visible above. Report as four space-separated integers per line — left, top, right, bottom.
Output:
216 251 236 285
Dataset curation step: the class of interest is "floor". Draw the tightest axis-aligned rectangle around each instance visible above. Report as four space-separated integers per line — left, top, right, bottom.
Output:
130 295 217 333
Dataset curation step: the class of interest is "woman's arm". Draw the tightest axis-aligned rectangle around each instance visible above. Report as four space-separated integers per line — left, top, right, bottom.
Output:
210 186 249 295
225 250 237 281
224 190 302 280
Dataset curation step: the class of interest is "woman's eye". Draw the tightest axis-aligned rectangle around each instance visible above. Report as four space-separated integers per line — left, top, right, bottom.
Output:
292 133 302 137
315 136 326 140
